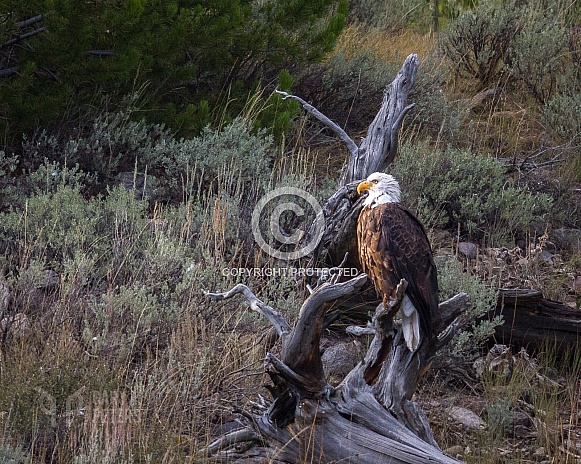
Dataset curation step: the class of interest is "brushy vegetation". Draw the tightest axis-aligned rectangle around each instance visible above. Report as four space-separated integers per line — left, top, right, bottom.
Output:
393 142 553 243
0 134 298 462
1 0 580 462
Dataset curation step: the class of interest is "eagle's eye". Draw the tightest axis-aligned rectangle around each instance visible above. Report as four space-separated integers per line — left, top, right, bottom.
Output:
372 179 379 184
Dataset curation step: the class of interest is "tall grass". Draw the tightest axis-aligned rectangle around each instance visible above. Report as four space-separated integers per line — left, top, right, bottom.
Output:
0 114 312 462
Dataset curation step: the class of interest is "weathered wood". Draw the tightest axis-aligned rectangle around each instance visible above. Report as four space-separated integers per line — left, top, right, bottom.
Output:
203 278 472 463
280 274 368 393
203 284 291 339
490 288 581 351
202 55 471 463
342 53 418 185
293 55 419 268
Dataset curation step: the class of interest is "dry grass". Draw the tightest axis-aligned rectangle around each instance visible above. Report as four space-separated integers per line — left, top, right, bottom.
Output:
1 11 580 463
335 24 435 62
425 345 581 464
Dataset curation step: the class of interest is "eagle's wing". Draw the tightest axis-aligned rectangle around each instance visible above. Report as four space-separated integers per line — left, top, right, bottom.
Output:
381 203 439 336
357 203 439 342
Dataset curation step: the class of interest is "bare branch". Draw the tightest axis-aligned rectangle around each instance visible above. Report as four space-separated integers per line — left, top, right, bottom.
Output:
205 427 264 456
204 285 291 337
16 14 44 29
275 89 359 157
2 27 47 48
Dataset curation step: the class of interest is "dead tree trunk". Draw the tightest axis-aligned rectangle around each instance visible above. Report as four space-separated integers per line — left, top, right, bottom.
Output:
280 54 419 268
277 53 418 187
201 55 470 462
204 274 471 463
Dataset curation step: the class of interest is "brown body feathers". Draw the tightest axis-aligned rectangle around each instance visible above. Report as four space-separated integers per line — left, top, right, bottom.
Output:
357 202 439 339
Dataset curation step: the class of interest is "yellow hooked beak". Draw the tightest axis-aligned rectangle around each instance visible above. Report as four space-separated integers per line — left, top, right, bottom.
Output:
357 180 373 195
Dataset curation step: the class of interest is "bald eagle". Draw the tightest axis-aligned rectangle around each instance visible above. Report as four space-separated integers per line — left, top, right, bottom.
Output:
356 172 439 352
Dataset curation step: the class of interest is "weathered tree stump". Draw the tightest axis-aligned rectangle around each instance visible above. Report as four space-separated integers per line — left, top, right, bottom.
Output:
278 54 419 269
201 54 473 462
204 274 471 463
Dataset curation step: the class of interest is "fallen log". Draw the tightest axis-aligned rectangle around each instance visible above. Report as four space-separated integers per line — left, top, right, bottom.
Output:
490 288 581 352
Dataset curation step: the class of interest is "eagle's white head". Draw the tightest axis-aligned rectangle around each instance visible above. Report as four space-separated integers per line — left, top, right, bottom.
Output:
357 172 401 208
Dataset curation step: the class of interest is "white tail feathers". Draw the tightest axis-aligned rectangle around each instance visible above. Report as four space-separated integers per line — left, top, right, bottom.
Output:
401 295 420 352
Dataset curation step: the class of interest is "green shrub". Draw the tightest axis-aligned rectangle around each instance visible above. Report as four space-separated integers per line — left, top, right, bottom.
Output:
21 105 171 189
506 11 569 103
406 54 466 142
297 50 396 134
0 151 19 210
160 117 274 201
542 92 581 143
439 0 524 86
0 0 345 143
437 255 501 364
392 143 553 243
83 283 180 364
27 158 96 196
16 111 275 205
0 185 102 264
0 444 29 464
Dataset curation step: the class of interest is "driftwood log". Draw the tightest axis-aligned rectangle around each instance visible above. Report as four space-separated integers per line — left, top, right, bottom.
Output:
201 54 476 462
491 288 581 352
203 274 471 463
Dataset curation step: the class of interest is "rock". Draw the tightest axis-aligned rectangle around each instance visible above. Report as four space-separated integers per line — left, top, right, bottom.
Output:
571 275 581 294
443 445 465 458
447 406 487 430
0 313 29 338
458 242 478 259
321 341 360 380
552 228 581 252
538 250 553 264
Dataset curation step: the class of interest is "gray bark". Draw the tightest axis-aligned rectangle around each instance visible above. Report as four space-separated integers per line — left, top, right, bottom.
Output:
203 277 471 463
291 54 420 268
202 54 468 463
